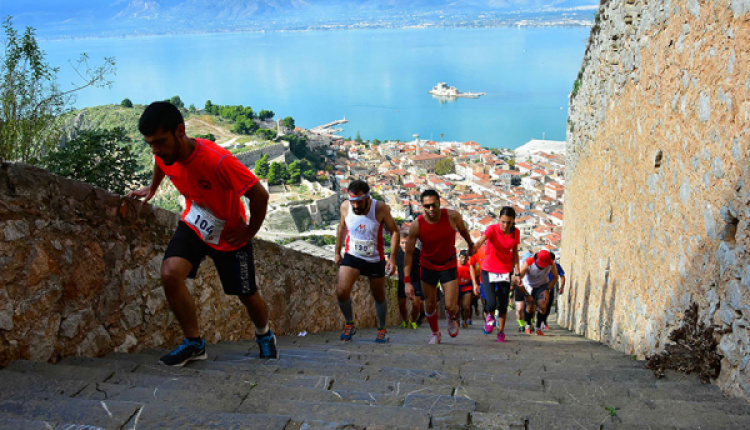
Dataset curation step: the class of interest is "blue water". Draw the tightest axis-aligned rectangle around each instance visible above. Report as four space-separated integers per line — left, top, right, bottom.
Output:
43 27 590 149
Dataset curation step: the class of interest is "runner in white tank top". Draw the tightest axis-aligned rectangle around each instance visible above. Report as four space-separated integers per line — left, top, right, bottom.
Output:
334 179 400 344
344 197 385 263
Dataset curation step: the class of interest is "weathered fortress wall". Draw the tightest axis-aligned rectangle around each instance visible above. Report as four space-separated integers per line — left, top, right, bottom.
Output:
0 162 399 366
563 0 750 396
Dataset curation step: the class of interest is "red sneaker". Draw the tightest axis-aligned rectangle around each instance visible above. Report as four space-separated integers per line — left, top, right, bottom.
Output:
535 329 545 336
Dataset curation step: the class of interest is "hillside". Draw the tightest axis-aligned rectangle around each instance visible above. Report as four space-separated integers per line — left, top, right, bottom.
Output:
8 0 598 39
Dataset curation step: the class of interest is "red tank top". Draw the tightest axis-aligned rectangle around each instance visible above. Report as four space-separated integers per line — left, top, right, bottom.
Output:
418 209 457 270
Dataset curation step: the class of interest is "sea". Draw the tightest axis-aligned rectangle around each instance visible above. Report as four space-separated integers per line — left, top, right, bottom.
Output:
42 26 591 150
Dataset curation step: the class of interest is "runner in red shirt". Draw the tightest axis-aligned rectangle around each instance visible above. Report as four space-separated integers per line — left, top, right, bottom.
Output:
472 206 521 343
404 189 474 344
127 102 277 366
456 250 473 328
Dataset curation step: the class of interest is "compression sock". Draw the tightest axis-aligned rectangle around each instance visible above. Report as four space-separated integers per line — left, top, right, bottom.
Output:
535 311 544 329
426 310 440 333
518 319 525 328
375 300 388 329
338 298 354 323
524 309 533 327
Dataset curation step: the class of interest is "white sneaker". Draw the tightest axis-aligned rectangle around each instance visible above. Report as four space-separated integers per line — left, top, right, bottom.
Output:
429 332 442 344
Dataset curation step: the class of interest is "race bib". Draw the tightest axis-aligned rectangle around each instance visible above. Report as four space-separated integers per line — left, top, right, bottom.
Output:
351 238 376 257
488 272 510 283
184 203 226 245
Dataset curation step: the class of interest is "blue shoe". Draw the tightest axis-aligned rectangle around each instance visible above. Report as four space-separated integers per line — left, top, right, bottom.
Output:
256 330 279 359
159 338 207 367
341 322 357 341
375 328 389 344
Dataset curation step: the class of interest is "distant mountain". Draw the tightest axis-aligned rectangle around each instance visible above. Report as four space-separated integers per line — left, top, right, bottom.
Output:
5 0 598 38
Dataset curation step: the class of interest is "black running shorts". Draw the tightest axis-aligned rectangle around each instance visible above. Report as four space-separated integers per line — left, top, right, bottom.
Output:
420 265 457 286
164 221 258 296
398 279 425 299
341 253 386 278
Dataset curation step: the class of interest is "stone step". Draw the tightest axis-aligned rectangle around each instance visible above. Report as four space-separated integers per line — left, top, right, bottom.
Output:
252 399 432 429
121 404 292 430
0 397 142 429
0 417 59 430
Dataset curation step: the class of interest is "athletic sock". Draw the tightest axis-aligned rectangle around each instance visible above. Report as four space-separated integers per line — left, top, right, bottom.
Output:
338 298 354 323
535 311 544 329
524 309 533 327
375 300 388 329
426 310 440 333
255 323 270 336
518 319 525 327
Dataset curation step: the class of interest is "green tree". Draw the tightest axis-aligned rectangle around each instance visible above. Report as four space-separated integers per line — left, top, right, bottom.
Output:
507 157 515 167
355 131 363 143
255 128 276 140
0 17 115 163
188 103 196 113
288 160 301 184
204 100 214 113
267 161 288 185
372 139 381 146
258 109 275 121
435 156 455 175
41 127 148 195
169 95 184 108
120 98 133 108
281 116 295 130
254 154 270 178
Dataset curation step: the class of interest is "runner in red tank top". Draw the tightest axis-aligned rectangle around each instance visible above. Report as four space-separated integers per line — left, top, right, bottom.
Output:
404 189 474 344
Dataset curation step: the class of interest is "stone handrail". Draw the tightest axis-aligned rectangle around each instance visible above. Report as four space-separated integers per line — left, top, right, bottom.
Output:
0 162 399 365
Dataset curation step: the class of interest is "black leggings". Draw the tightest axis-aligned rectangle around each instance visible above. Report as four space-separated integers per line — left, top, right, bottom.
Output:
481 270 511 316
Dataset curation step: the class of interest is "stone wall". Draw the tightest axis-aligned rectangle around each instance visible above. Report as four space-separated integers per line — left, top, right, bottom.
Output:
0 162 400 366
563 0 750 397
234 143 287 167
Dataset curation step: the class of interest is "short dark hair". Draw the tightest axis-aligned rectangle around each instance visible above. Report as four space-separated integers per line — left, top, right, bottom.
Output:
348 179 370 195
139 101 184 136
420 189 439 203
498 206 516 219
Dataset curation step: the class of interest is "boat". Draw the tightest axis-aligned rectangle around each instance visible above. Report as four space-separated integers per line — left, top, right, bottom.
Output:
428 82 485 98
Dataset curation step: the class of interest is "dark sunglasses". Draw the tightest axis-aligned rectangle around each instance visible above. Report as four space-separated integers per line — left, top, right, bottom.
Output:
423 203 438 209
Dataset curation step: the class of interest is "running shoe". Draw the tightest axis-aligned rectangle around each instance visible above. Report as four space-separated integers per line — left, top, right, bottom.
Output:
416 312 426 327
524 326 532 335
447 312 460 337
541 323 550 330
256 331 279 359
400 321 408 329
518 325 525 332
462 320 468 329
497 332 506 343
410 321 418 330
429 332 442 344
467 318 472 326
341 322 357 341
535 329 545 336
483 314 495 334
159 338 207 367
375 328 389 343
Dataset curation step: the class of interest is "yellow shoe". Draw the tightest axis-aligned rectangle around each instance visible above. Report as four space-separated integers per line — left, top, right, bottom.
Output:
400 321 408 329
410 321 418 329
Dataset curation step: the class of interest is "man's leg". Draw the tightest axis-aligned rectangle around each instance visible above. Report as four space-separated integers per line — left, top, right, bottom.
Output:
238 293 269 330
410 297 421 326
368 276 388 327
161 257 200 338
461 292 472 325
337 265 360 340
398 297 409 326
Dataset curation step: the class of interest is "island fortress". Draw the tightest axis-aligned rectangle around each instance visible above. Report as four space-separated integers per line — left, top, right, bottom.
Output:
564 0 750 397
428 82 485 98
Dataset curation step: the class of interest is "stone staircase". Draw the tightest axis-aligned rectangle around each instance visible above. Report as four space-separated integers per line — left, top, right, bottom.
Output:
1 317 749 429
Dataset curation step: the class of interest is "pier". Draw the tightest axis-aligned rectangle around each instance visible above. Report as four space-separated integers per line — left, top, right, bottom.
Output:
310 117 348 135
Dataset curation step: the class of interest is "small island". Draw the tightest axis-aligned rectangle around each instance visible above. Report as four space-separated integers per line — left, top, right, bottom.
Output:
428 82 485 98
